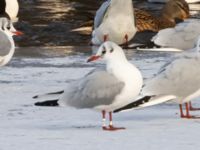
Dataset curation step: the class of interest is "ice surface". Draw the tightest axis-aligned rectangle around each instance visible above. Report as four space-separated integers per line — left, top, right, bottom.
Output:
0 48 200 150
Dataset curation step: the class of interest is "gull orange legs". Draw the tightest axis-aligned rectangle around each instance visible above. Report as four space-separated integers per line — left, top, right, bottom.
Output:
124 34 129 46
179 103 200 119
102 110 125 131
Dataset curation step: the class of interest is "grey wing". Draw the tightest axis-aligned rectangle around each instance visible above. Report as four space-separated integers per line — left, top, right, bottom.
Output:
63 70 125 109
0 31 12 56
156 53 183 75
94 0 110 28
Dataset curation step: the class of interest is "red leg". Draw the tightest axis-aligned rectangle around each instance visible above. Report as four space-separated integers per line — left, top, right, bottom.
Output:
123 34 129 48
103 34 108 42
125 34 128 44
102 110 107 130
102 112 125 131
109 112 113 127
185 103 190 117
180 103 200 119
189 101 200 111
179 104 185 118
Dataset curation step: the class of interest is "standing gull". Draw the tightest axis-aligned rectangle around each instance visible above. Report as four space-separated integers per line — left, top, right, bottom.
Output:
115 37 200 119
34 42 173 130
34 41 143 131
91 0 136 45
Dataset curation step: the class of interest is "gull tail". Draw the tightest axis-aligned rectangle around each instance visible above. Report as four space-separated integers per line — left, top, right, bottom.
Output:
33 90 64 107
114 95 176 113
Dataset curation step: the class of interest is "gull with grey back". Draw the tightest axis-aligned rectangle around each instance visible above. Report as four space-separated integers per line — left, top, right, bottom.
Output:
115 36 200 119
34 41 175 131
35 41 143 131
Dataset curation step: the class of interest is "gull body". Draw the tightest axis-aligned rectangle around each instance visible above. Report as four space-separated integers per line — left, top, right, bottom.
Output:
91 0 136 45
35 41 144 130
35 42 180 128
152 19 200 50
115 37 200 118
0 17 15 66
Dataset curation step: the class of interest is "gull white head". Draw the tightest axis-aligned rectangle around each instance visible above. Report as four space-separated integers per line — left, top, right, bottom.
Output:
87 41 126 63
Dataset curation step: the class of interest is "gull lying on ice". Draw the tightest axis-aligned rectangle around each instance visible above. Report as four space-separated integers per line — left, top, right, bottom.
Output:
152 19 200 50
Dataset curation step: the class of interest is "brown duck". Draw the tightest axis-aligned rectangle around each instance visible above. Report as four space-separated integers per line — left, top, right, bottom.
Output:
71 0 189 35
136 0 189 32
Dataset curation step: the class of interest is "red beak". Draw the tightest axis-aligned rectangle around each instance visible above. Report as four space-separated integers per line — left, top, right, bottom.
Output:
87 55 100 62
12 31 24 36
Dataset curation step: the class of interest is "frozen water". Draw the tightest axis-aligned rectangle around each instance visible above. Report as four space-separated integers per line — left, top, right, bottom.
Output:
0 47 200 150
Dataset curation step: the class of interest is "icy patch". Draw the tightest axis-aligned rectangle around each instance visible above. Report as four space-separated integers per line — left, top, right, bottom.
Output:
1 50 200 150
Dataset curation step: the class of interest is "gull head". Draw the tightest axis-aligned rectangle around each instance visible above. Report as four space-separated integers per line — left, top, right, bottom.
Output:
0 17 23 36
87 41 127 63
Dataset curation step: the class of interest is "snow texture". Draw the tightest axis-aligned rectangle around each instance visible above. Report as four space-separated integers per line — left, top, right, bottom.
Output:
0 47 200 150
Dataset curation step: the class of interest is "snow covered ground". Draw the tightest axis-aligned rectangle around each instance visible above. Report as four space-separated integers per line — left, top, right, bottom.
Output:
1 47 200 150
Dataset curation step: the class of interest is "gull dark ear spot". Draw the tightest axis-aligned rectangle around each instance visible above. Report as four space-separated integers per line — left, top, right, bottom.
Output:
102 50 106 55
110 48 114 53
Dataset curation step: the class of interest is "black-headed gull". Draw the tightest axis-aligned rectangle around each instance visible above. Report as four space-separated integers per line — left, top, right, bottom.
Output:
35 41 144 131
0 17 22 66
0 0 19 22
115 37 200 119
91 0 136 46
152 19 200 50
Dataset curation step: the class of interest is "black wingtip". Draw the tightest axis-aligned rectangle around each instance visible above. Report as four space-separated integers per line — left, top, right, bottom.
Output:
114 96 152 113
34 100 59 107
33 95 38 99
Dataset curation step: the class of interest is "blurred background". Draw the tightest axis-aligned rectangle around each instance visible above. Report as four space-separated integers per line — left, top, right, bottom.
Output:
15 0 172 47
